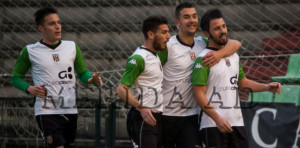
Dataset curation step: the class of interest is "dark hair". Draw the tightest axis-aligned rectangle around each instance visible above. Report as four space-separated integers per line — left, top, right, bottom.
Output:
175 2 195 19
142 15 168 39
200 9 223 32
34 7 57 26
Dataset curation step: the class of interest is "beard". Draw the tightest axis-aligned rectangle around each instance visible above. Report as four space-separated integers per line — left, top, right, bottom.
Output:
209 32 228 46
153 37 165 51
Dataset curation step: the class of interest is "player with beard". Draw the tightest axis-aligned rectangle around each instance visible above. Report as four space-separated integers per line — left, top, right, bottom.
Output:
157 2 241 148
117 15 170 148
192 9 281 148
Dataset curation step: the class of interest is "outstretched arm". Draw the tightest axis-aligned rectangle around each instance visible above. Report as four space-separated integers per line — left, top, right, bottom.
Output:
193 85 233 133
202 40 241 67
238 77 282 94
117 83 157 126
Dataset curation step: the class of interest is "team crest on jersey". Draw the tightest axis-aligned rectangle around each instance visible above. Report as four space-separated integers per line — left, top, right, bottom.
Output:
47 135 53 144
190 52 196 60
195 63 203 69
128 59 137 65
52 54 59 62
225 59 231 67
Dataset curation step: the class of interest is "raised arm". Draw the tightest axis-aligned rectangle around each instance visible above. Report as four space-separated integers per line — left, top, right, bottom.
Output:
202 39 241 67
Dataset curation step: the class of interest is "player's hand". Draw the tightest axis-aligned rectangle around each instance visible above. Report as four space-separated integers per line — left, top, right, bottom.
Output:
137 107 157 126
27 84 47 98
88 72 103 86
267 82 282 94
201 51 222 67
215 116 233 133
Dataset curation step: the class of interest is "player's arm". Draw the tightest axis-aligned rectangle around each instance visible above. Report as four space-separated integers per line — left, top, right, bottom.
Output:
202 39 241 67
74 44 102 85
11 47 47 98
237 63 281 94
193 85 233 133
117 54 157 126
192 57 233 133
157 47 168 66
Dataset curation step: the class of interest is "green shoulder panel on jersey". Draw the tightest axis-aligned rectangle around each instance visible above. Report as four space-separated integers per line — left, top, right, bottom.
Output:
74 44 92 84
11 46 31 93
157 47 168 66
202 37 209 45
238 62 245 81
120 54 145 87
192 57 210 86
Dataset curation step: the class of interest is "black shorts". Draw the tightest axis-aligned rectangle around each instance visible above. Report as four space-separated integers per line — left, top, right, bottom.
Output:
127 107 162 148
36 114 78 148
162 114 200 148
200 126 248 148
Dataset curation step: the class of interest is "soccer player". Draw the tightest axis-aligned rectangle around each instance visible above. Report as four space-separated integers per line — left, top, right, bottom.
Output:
157 2 241 148
11 7 102 148
117 15 170 148
192 9 282 148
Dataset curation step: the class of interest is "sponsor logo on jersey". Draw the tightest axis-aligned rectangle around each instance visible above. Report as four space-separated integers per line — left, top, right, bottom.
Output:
195 63 203 69
225 59 231 67
190 52 196 60
230 74 238 85
128 59 137 65
52 54 59 62
58 67 73 79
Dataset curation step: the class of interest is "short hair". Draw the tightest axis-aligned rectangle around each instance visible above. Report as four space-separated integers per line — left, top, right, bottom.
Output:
175 2 196 19
200 9 223 32
34 7 57 26
142 15 168 39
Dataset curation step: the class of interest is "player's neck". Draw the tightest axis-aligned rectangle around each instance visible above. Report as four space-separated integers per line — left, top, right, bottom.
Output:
178 32 194 46
143 41 156 53
42 39 60 45
208 41 224 49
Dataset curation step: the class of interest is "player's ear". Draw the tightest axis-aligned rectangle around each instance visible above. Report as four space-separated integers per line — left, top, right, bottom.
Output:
175 19 180 29
147 31 155 40
38 25 44 33
203 31 209 38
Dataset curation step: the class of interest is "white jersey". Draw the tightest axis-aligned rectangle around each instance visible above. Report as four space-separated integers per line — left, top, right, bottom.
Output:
193 48 245 130
27 41 77 115
162 35 207 116
120 46 164 112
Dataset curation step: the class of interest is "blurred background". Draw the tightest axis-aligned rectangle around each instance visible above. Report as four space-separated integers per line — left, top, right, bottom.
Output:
0 0 299 147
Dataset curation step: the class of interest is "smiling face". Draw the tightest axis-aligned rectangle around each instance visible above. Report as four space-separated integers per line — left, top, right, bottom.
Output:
38 13 61 44
176 7 198 36
152 24 170 51
207 18 228 47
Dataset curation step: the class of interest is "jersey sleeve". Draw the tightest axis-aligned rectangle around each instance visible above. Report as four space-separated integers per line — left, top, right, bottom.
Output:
120 55 145 87
74 44 92 84
11 47 31 93
192 57 210 86
202 37 209 45
157 47 168 66
238 62 245 81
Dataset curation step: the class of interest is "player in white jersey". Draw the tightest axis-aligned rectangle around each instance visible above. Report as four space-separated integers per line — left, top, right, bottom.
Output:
192 9 282 148
117 15 170 148
11 7 102 148
157 3 241 148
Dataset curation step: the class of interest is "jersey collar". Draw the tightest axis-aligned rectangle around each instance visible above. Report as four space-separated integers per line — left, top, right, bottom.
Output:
139 45 157 56
176 35 194 48
40 40 62 50
206 46 219 51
